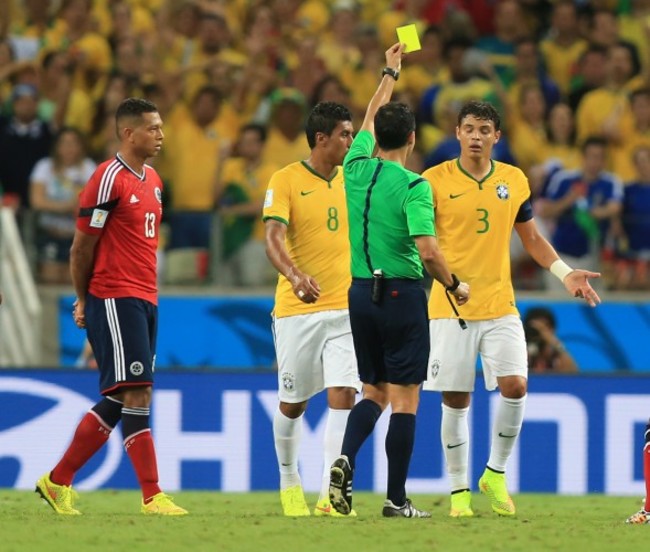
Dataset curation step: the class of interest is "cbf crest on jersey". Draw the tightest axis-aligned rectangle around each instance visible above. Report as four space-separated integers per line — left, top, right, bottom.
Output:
154 187 162 203
496 183 509 200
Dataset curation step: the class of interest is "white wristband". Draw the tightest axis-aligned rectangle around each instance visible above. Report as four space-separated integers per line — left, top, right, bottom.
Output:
550 259 573 283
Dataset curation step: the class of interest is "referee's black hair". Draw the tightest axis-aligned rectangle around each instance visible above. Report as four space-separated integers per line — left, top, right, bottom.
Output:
305 101 352 148
457 101 501 132
115 97 158 125
375 102 415 151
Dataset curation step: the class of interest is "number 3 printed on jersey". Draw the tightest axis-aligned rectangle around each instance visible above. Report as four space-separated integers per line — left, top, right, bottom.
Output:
145 212 156 238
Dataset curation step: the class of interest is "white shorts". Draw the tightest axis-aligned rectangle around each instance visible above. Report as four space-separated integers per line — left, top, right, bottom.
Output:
273 309 361 403
423 315 528 392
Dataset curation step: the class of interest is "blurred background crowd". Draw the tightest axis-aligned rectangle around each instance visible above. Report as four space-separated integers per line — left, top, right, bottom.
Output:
1 0 649 291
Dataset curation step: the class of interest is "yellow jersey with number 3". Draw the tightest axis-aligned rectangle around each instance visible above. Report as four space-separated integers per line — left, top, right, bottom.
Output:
422 159 531 320
263 161 350 318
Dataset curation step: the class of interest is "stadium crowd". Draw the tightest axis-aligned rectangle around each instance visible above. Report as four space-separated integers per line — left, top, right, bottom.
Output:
0 0 649 290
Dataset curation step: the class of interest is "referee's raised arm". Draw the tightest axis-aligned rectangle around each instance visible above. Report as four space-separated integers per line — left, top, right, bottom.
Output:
358 42 405 135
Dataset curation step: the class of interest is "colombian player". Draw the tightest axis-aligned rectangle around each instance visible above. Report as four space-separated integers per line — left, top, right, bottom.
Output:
35 98 187 516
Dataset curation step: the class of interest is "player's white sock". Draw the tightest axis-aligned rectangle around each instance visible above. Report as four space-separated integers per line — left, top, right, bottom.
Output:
488 394 527 472
320 408 351 502
273 408 303 490
441 403 470 492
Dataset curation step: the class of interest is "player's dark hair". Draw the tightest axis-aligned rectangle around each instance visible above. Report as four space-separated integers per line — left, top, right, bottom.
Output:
115 97 158 125
305 101 352 149
457 101 501 132
241 122 267 142
524 307 556 330
581 135 607 153
374 102 415 151
629 88 650 104
442 36 473 60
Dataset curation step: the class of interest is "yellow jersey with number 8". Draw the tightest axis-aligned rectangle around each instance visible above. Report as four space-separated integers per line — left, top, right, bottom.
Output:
263 161 350 318
422 159 531 320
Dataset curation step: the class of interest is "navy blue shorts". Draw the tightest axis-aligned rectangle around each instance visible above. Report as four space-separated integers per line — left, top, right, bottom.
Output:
348 278 429 385
168 211 212 249
85 293 157 395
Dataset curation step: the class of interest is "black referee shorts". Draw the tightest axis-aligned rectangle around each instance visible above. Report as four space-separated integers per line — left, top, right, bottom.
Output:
348 278 429 385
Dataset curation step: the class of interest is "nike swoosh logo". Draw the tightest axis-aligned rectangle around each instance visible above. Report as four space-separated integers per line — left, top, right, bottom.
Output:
300 190 315 196
446 442 466 449
449 193 466 199
498 432 518 438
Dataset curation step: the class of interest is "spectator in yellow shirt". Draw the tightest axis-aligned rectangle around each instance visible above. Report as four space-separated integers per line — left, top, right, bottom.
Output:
43 0 112 98
576 42 643 146
38 50 94 135
216 123 279 286
509 84 549 177
262 88 310 168
166 85 239 250
611 88 650 183
401 25 449 102
540 0 588 95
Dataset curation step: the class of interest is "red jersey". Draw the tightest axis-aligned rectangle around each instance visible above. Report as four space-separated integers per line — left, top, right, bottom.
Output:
77 155 163 304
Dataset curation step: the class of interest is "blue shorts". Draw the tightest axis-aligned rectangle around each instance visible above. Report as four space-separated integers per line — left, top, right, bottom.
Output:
348 278 429 385
85 293 157 395
168 211 212 249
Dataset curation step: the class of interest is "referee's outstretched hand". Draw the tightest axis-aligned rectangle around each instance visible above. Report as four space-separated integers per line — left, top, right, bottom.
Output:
386 42 405 72
288 267 321 304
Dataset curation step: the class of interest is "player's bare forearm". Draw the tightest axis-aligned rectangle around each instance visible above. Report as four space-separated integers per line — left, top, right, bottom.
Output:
515 219 559 269
69 230 99 302
264 219 320 302
590 201 621 220
414 235 453 287
264 220 296 277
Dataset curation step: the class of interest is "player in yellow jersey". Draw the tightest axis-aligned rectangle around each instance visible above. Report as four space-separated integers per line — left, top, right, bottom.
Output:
263 102 361 517
421 101 601 518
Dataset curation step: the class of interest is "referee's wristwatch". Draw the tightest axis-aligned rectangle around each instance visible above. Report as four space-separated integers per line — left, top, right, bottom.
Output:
381 67 400 81
445 274 461 292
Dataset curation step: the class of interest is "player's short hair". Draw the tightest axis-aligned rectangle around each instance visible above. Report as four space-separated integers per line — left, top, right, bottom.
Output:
305 101 352 148
240 122 267 142
457 101 501 132
581 136 607 153
375 102 415 151
524 307 556 330
630 88 650 104
115 97 158 126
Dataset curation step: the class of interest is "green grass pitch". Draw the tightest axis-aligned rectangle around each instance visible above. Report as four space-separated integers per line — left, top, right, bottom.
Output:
2 491 648 552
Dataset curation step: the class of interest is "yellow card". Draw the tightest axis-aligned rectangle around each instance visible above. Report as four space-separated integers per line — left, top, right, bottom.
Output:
396 24 421 53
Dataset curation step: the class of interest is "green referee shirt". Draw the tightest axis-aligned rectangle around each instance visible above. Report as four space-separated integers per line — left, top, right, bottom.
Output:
344 130 435 279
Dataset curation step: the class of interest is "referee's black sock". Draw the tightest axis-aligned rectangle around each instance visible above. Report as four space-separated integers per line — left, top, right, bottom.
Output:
340 398 382 470
385 413 416 507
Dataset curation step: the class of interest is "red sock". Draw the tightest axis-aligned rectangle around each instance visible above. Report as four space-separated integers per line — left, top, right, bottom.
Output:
124 430 162 502
51 412 111 486
643 441 650 512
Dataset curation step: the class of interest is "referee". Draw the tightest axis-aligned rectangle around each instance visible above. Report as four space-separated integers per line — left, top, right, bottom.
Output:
329 43 469 518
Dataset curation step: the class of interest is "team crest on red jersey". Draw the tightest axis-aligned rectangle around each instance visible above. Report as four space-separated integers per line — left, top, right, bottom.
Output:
154 187 162 203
